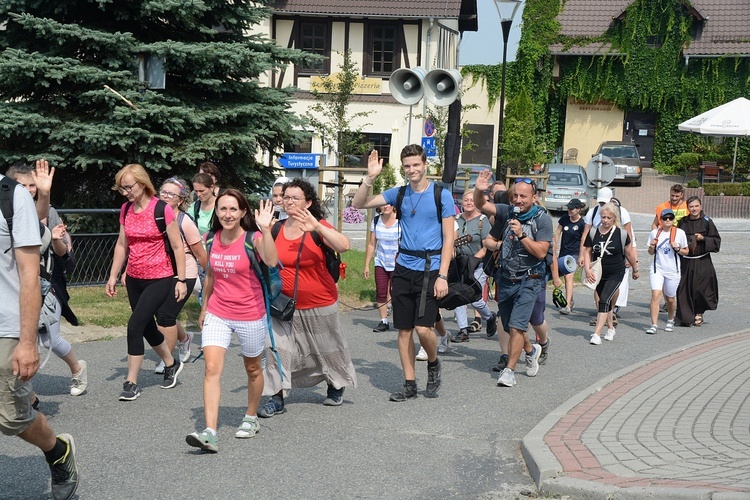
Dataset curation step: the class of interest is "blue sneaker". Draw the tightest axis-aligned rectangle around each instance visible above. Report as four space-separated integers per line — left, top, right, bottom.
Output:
258 396 286 418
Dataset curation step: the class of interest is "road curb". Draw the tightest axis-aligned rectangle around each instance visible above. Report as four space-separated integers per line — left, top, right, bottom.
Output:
522 327 750 497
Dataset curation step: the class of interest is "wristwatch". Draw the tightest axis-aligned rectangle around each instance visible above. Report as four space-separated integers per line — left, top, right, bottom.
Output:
437 274 448 281
518 232 528 241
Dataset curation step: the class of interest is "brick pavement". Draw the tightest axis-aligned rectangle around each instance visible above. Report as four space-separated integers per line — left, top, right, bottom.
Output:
604 168 685 216
524 330 750 497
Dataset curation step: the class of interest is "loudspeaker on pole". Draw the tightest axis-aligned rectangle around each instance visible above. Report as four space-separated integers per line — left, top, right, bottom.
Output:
389 67 428 105
423 69 462 106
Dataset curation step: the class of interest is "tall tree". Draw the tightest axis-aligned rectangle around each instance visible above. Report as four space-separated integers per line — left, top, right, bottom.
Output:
0 0 312 206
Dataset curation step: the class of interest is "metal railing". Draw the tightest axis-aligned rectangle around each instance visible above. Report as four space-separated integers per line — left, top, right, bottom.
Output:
57 209 120 286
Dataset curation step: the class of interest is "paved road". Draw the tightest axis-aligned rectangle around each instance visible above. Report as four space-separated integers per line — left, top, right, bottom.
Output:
2 218 748 498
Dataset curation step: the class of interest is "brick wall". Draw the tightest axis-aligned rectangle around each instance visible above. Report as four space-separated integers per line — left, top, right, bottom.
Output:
684 188 750 219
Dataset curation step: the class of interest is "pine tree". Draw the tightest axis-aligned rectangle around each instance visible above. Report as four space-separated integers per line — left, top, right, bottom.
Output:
0 1 311 206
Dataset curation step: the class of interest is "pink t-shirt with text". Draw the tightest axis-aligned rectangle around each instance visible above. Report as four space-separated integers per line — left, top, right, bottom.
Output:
120 197 175 279
206 230 265 321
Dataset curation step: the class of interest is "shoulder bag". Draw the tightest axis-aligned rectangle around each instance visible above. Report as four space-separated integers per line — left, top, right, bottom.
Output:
270 233 305 321
583 228 615 290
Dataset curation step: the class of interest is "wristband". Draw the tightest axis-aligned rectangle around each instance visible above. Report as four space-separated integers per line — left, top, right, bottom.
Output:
437 274 448 281
362 176 373 187
177 278 186 283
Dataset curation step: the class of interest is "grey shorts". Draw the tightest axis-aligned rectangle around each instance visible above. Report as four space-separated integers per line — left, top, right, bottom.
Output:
496 276 543 333
0 338 36 436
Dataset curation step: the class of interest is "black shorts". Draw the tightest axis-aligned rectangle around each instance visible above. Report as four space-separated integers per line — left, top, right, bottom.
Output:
391 264 439 330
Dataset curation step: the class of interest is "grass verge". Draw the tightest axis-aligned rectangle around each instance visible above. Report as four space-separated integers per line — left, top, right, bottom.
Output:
69 249 374 328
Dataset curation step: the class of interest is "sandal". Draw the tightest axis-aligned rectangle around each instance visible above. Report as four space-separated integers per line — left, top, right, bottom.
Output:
693 314 704 326
468 320 482 333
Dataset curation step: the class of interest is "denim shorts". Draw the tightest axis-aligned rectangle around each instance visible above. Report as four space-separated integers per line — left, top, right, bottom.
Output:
496 276 543 333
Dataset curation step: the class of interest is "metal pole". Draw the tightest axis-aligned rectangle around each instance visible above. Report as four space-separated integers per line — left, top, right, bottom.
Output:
732 136 738 183
407 104 413 145
496 18 513 179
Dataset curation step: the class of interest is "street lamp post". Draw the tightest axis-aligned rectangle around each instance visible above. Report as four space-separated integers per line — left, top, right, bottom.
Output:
494 0 522 179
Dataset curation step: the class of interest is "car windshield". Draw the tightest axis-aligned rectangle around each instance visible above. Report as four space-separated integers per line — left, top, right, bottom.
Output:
548 173 584 187
601 146 638 159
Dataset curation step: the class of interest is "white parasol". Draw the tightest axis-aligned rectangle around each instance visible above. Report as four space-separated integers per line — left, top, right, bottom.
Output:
678 97 750 182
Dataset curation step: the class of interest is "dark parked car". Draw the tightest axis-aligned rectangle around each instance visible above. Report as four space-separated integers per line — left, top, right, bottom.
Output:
594 141 643 186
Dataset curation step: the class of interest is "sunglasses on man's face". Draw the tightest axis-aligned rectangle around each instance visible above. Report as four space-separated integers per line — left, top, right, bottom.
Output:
662 215 675 221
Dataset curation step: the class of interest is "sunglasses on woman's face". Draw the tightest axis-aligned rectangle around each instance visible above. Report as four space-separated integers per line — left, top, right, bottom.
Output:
661 215 675 221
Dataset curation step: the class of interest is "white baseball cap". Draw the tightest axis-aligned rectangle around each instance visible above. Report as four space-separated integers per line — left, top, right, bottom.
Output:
596 187 613 204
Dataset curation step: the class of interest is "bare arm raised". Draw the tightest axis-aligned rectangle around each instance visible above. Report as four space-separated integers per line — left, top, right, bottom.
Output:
473 169 496 216
351 150 387 210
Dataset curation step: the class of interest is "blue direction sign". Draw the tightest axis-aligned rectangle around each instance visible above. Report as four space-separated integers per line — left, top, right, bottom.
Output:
278 153 324 169
421 137 437 157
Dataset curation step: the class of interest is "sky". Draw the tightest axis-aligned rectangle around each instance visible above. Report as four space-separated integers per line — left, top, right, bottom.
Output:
459 0 525 65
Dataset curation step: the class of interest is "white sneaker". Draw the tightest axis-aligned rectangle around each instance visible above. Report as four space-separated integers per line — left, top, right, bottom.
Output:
497 368 516 387
416 346 428 361
70 360 88 396
665 320 674 332
177 331 192 362
604 328 616 341
590 334 602 345
645 324 658 335
438 333 450 353
525 344 541 377
155 359 165 374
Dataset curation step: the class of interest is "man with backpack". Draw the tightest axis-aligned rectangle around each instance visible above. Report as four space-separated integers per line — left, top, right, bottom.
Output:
473 170 553 388
352 145 455 402
0 169 79 499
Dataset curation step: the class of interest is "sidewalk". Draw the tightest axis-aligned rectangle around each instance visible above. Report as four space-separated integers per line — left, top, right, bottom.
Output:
523 329 750 498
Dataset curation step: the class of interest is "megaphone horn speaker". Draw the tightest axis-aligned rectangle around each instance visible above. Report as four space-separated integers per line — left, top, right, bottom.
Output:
389 67 427 105
424 69 462 106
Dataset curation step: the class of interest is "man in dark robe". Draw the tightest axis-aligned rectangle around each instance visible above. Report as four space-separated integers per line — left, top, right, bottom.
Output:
675 196 721 326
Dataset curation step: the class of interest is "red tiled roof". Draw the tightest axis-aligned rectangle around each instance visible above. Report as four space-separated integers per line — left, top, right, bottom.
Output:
553 0 750 57
272 0 465 19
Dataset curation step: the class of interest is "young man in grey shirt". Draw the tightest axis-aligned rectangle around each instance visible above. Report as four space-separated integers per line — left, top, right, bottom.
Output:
0 167 79 499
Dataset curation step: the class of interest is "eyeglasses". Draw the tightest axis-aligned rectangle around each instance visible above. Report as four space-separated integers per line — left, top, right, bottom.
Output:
283 196 304 203
514 177 537 191
661 215 675 221
118 182 137 194
159 190 180 199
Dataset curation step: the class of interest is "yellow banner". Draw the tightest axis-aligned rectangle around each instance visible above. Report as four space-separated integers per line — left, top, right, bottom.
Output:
310 73 382 95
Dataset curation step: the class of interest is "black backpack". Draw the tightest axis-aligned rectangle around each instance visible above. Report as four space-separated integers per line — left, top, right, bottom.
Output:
123 199 176 274
271 220 342 282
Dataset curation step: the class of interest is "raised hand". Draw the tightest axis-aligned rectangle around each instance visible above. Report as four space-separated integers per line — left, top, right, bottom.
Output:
475 169 493 192
367 149 383 178
51 223 67 241
255 199 274 230
291 207 320 233
32 159 55 195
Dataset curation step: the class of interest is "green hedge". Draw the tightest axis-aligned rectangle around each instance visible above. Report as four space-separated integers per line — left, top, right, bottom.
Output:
703 182 750 196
